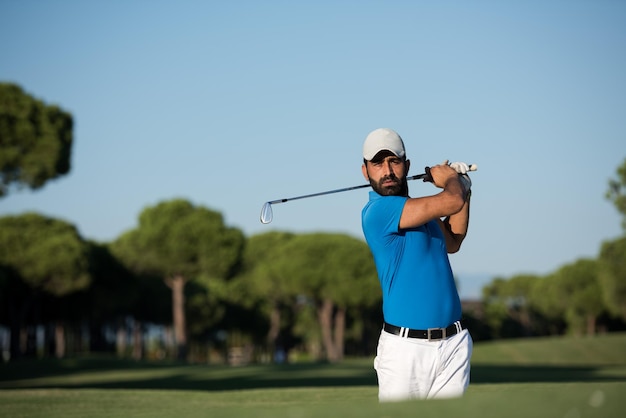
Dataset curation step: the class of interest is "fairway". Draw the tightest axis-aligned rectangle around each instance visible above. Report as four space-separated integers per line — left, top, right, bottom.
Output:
1 334 625 418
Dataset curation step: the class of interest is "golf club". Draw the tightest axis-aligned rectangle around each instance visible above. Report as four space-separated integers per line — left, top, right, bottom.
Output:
260 164 477 224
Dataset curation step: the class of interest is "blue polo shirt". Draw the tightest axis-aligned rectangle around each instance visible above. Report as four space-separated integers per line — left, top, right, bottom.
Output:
362 191 462 330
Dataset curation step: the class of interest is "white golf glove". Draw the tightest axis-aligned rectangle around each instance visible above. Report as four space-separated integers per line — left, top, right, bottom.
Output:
449 161 470 174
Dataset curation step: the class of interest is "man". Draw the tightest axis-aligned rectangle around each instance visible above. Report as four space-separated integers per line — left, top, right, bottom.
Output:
360 128 473 401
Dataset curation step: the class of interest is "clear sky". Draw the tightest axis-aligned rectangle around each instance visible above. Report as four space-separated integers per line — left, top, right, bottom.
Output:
1 1 624 299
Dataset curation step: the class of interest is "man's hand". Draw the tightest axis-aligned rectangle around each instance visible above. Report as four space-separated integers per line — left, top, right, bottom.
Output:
429 162 460 189
424 161 476 191
449 161 472 195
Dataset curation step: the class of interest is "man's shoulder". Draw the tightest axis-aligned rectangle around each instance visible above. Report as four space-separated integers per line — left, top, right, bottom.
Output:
367 191 408 204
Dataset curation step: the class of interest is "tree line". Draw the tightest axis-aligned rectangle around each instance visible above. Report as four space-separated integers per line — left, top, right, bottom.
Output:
474 158 626 340
1 83 625 364
0 201 382 363
0 181 626 361
2 184 624 363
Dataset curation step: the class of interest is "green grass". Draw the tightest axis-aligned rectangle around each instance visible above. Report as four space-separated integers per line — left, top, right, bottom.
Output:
1 333 625 418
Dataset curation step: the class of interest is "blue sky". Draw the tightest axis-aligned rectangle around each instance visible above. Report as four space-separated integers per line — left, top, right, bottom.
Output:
1 1 624 299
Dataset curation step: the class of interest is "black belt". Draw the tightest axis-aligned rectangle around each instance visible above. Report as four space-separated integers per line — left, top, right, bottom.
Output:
383 320 466 341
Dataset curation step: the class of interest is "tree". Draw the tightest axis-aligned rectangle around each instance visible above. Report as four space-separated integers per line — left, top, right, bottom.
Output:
228 231 297 360
65 241 165 358
278 233 379 362
606 157 626 230
0 213 91 359
546 259 606 335
0 83 73 197
111 199 244 360
529 274 568 335
598 237 626 321
482 274 541 338
599 157 626 322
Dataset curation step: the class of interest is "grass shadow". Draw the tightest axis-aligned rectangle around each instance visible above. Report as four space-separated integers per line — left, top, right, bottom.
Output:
1 357 625 391
471 364 626 384
0 358 377 391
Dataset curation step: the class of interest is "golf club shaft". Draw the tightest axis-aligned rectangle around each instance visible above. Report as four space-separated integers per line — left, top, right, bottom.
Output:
267 173 428 205
261 164 476 224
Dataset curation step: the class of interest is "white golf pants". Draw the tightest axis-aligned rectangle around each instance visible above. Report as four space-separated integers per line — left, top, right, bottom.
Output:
374 328 473 402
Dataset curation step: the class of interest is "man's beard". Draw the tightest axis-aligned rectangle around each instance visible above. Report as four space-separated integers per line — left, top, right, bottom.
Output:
370 174 409 196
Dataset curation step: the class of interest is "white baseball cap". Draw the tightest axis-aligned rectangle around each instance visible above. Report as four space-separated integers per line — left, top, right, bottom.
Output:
362 128 406 161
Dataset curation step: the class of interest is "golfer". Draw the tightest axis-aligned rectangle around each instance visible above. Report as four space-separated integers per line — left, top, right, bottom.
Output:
361 128 473 401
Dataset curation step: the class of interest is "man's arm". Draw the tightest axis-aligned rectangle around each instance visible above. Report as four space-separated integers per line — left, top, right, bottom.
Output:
438 193 470 253
398 163 466 230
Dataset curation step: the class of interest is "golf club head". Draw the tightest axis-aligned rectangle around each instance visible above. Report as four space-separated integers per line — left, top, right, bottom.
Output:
260 202 273 224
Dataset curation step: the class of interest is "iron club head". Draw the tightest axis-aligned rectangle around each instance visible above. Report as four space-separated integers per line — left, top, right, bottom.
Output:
260 202 273 224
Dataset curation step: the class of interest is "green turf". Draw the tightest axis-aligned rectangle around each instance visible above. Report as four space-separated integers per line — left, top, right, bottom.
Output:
1 333 625 418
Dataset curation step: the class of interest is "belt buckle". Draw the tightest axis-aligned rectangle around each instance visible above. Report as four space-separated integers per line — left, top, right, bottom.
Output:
427 327 445 341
